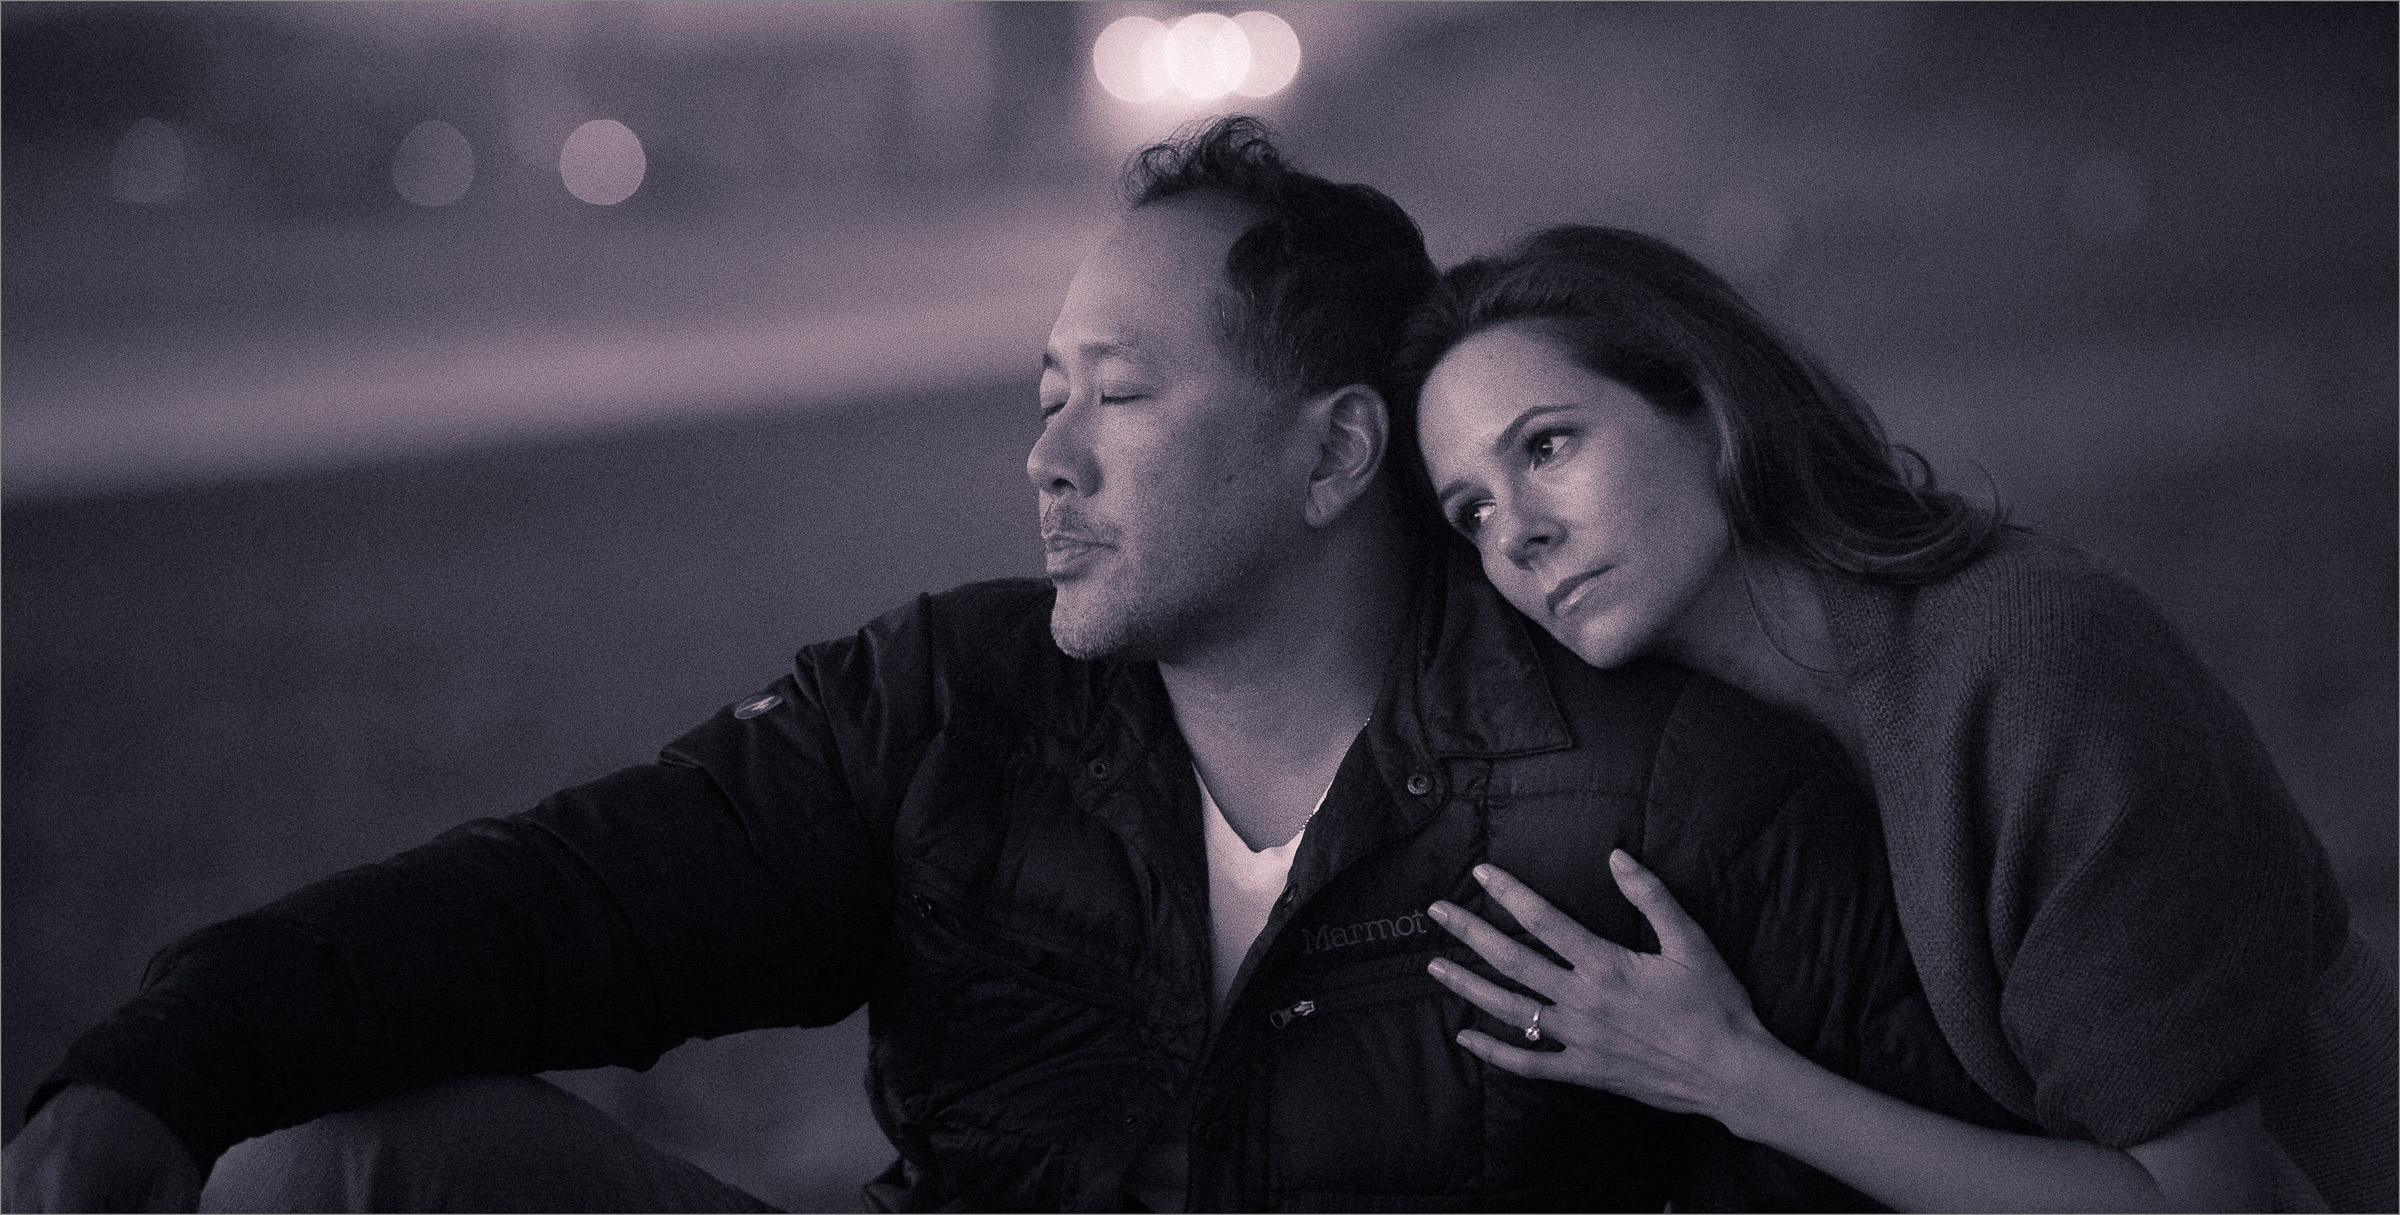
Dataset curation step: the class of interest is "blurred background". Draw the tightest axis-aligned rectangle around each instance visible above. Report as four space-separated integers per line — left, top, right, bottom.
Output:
3 3 2391 1208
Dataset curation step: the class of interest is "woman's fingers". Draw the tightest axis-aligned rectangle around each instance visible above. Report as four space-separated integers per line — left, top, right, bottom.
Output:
1452 1028 1575 1082
1426 900 1568 996
1426 956 1544 1024
1605 849 1713 961
1470 863 1626 974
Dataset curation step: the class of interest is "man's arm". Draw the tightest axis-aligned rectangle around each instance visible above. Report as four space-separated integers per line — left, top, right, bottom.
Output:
4 584 1010 1211
4 1085 201 1214
19 750 885 1176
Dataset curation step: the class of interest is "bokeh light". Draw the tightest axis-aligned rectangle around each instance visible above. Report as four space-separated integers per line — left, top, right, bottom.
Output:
1093 16 1171 103
1165 13 1250 102
108 118 188 206
1093 10 1302 103
1230 12 1301 97
559 119 646 206
391 120 475 208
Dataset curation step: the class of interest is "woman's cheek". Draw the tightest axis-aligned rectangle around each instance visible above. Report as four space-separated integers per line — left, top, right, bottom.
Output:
1484 552 1546 623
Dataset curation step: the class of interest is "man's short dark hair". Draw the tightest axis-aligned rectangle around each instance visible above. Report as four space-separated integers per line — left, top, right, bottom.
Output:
1125 116 1437 413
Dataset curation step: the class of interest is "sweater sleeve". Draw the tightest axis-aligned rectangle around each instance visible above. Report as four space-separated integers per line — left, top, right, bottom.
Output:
1907 550 2346 1146
24 595 953 1171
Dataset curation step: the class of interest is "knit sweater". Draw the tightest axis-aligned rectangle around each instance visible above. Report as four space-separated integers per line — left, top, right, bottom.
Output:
1817 528 2395 1211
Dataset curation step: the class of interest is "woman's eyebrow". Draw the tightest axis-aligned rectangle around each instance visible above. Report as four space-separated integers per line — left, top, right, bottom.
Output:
1434 405 1580 504
1491 404 1577 457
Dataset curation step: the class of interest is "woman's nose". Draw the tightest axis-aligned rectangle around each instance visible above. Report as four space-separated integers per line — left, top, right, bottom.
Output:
1496 503 1559 570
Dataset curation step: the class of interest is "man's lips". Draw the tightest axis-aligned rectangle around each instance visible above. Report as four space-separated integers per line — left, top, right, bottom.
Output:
1042 531 1111 554
1544 567 1611 617
1041 530 1113 574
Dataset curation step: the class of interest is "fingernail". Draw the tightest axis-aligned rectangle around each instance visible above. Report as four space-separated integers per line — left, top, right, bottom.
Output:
1427 958 1447 977
1472 864 1496 883
1427 901 1453 921
1455 1031 1473 1047
1609 849 1631 868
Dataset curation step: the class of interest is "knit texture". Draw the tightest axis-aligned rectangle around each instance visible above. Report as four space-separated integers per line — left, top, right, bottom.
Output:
1818 528 2394 1210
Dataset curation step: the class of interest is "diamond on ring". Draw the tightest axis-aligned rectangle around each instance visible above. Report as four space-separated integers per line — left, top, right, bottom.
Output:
1525 1005 1543 1042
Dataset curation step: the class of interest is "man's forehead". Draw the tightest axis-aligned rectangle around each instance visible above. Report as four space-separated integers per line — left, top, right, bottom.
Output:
1049 200 1251 360
1117 192 1256 246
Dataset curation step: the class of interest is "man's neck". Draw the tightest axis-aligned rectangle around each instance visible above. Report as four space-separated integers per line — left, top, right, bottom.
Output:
1158 526 1417 852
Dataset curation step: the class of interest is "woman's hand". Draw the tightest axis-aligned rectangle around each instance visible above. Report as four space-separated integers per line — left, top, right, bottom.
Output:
1425 851 1788 1121
1431 854 2283 1212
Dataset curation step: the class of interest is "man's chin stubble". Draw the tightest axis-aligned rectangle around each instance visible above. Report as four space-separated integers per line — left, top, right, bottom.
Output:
1048 591 1174 663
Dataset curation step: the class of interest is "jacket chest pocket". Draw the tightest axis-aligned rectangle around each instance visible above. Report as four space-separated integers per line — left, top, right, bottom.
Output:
885 888 1155 1141
1253 950 1489 1197
906 889 1146 1015
1252 946 1667 1207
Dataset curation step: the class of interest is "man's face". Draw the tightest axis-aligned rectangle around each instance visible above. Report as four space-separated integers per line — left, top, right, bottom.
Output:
1031 198 1312 662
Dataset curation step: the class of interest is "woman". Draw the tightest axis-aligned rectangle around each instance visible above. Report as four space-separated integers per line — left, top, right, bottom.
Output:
1395 226 2393 1212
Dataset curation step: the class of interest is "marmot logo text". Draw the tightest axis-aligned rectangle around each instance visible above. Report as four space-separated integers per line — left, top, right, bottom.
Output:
1298 910 1434 954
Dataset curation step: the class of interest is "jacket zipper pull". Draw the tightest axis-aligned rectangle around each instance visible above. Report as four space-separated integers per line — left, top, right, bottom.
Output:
1267 999 1316 1029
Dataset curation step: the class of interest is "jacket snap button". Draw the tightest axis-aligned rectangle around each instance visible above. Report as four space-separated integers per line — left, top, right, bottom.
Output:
1406 772 1433 796
1087 759 1110 780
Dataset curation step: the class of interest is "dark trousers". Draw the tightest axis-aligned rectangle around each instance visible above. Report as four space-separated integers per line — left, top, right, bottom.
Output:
198 1076 781 1213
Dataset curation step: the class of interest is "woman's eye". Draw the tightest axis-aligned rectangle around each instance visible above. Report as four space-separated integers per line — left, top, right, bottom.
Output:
1527 430 1575 467
1098 392 1142 405
1453 501 1495 536
1039 398 1066 419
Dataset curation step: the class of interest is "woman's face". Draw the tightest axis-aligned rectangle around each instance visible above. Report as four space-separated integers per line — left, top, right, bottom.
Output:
1416 322 1731 670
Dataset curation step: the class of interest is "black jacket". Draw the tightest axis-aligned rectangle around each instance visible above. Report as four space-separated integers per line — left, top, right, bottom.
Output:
39 548 2019 1211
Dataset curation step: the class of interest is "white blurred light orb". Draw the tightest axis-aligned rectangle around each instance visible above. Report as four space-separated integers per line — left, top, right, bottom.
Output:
1231 12 1300 97
559 119 646 205
391 120 475 207
1093 16 1171 103
109 117 187 206
1166 12 1250 101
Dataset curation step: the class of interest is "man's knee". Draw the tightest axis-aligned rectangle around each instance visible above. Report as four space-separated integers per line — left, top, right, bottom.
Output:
200 1075 771 1213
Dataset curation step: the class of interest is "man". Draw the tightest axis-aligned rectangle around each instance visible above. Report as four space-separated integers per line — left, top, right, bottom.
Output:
4 118 1995 1212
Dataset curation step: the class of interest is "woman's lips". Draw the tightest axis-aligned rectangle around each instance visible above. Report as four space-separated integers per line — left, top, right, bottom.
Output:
1544 567 1611 617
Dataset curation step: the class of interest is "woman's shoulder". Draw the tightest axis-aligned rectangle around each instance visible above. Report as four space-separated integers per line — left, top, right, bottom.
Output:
1936 526 2158 611
1825 526 2194 687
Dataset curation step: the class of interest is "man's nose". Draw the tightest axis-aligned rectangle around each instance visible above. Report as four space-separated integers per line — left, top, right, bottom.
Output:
1026 400 1097 497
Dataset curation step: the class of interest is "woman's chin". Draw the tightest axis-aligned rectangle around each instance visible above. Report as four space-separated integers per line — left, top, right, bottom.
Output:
1554 624 1642 671
1508 594 1649 669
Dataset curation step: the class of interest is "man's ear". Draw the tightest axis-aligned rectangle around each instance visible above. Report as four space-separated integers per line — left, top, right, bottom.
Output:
1302 384 1390 529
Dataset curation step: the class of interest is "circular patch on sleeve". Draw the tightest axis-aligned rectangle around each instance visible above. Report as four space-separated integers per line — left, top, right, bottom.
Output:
733 693 781 719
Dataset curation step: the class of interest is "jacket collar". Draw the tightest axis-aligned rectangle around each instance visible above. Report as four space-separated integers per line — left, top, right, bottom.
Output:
1397 539 1576 760
1048 539 1576 763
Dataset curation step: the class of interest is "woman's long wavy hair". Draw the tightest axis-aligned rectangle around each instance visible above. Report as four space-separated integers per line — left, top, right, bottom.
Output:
1393 226 2002 585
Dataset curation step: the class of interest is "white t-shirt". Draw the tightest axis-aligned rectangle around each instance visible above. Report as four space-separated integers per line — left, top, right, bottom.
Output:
1199 768 1316 1005
1126 767 1330 1211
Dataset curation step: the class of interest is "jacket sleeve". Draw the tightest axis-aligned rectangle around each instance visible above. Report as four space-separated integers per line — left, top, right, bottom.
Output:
27 595 950 1171
1640 677 2027 1211
1729 762 2030 1128
1667 753 2030 1212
